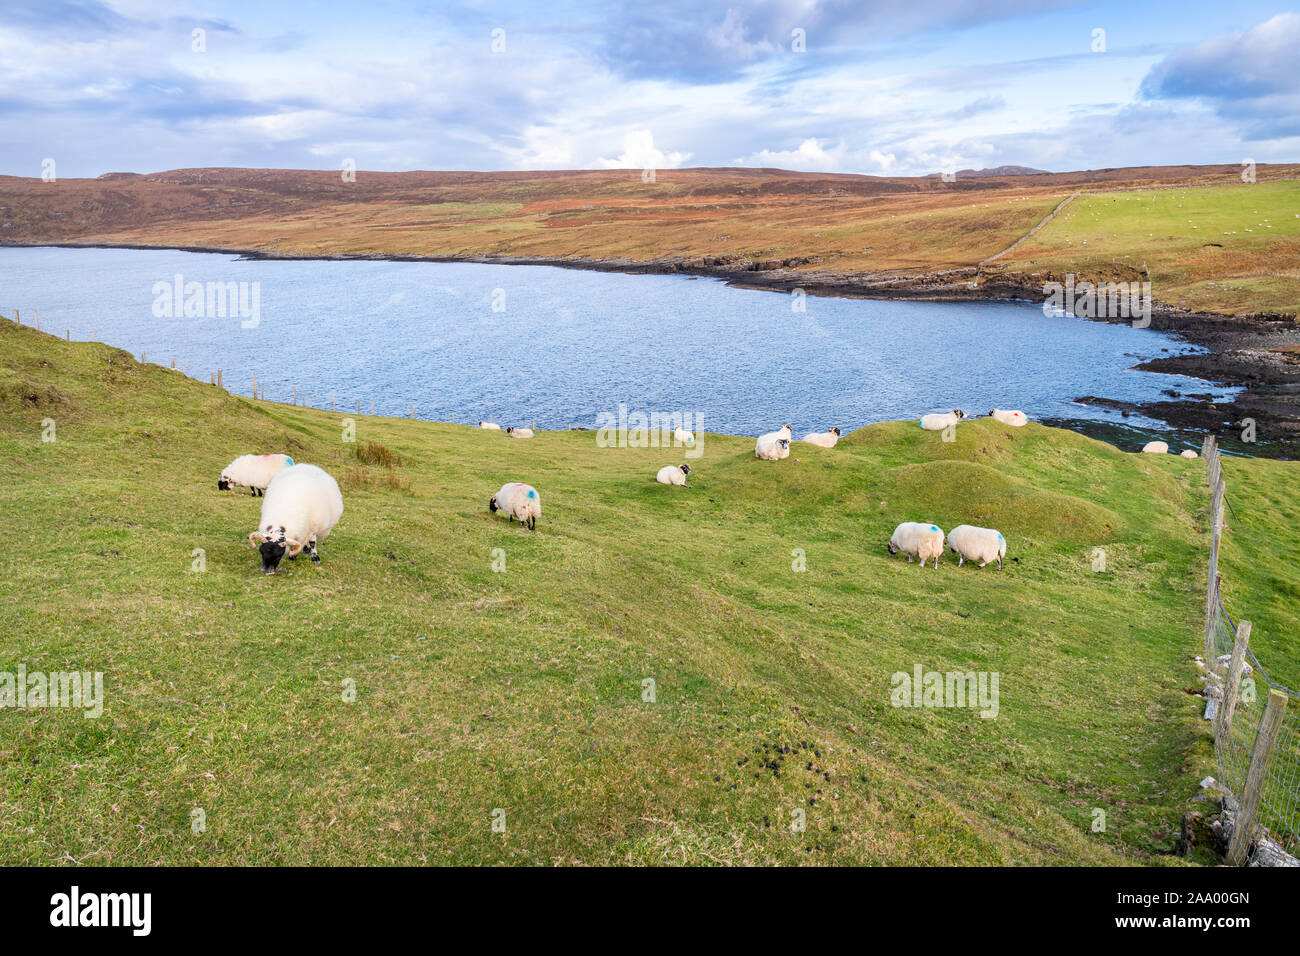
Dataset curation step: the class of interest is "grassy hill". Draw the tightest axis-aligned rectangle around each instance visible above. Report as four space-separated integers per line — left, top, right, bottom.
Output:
3 164 1298 317
3 318 1296 865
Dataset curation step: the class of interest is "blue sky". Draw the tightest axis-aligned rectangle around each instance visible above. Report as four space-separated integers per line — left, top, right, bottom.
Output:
1 0 1296 177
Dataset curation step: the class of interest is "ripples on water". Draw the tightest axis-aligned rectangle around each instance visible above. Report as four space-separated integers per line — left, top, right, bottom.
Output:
0 247 1237 436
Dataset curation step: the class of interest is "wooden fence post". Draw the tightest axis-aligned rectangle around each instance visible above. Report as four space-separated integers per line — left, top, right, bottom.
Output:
1213 476 1225 533
371 400 374 416
65 330 69 341
1204 573 1221 668
1227 689 1288 865
253 373 258 400
332 391 336 412
34 310 38 332
171 358 175 369
1216 621 1251 754
141 350 146 364
356 399 360 414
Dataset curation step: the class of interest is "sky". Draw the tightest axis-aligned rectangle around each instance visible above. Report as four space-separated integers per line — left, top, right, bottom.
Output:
0 0 1297 178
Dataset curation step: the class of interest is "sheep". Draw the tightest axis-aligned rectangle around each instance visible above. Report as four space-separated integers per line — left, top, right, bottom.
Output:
247 464 343 574
489 482 541 530
755 437 791 461
919 410 965 431
989 409 1028 427
673 426 695 445
219 453 294 497
1142 440 1169 454
1181 449 1199 459
756 424 792 448
887 522 945 569
947 524 1007 570
801 427 842 448
656 463 691 486
478 421 500 430
506 427 534 439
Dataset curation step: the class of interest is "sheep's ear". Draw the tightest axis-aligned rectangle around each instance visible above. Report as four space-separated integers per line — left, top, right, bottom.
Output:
248 531 266 546
285 539 304 557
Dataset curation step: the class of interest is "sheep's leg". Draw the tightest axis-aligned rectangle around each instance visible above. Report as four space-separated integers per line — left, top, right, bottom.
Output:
997 556 1003 571
978 560 987 568
957 555 964 567
906 554 913 563
309 537 320 563
933 555 940 569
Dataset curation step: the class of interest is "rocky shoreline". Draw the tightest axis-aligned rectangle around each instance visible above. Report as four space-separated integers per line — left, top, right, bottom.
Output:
9 240 1299 457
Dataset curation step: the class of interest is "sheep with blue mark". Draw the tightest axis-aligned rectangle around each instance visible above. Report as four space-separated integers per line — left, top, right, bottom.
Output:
947 525 1007 571
887 522 945 569
489 482 541 530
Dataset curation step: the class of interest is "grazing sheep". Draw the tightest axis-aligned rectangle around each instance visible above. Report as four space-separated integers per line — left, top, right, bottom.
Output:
888 522 945 569
947 524 1007 570
802 427 842 448
755 437 791 461
1142 440 1169 454
673 426 695 445
247 464 343 574
219 453 294 497
656 463 691 486
506 427 534 439
989 409 1028 427
478 421 500 430
1181 449 1199 459
919 410 965 431
489 482 541 531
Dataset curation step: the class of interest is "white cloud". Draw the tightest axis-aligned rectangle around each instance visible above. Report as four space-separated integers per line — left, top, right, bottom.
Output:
595 130 692 170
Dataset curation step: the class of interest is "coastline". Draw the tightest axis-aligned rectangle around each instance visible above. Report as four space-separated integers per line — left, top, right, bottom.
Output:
6 239 1298 457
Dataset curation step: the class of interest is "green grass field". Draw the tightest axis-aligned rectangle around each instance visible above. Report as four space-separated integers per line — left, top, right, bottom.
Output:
1009 181 1300 316
2 318 1296 865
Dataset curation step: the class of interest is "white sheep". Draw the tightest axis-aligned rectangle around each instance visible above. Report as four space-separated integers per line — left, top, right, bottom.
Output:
247 464 343 574
489 482 541 530
219 453 294 497
656 463 691 486
947 524 1007 570
755 437 791 461
506 427 534 439
673 426 695 445
989 409 1028 427
1181 449 1199 459
801 427 842 447
888 522 945 569
919 410 965 431
478 421 500 430
1142 440 1170 454
756 424 792 447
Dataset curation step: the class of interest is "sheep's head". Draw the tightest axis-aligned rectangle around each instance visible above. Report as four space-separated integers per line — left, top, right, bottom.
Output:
218 474 232 490
953 409 966 419
248 524 301 574
489 494 499 513
680 464 691 475
830 427 841 436
988 409 997 417
778 439 790 449
506 427 514 434
887 540 898 555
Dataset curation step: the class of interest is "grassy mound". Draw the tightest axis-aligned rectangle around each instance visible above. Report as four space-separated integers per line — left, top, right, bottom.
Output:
2 318 1294 865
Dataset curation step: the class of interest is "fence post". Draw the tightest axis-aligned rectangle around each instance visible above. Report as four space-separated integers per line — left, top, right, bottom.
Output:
1213 476 1225 533
141 350 146 364
66 330 69 341
1204 574 1221 668
1216 621 1251 754
218 370 222 388
1227 689 1288 865
371 400 375 416
34 310 39 332
253 373 258 400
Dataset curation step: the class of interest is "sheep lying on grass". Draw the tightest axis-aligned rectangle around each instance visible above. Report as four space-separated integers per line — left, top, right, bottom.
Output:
802 427 841 448
478 421 500 430
989 409 1028 427
756 437 790 461
888 522 945 569
947 524 1007 570
1142 440 1169 454
507 427 534 439
919 410 965 431
248 464 343 574
1181 449 1199 459
219 453 294 496
656 464 691 486
490 482 541 530
673 426 695 445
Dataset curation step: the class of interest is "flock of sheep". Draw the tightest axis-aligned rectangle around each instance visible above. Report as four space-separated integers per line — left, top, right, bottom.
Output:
217 404 1188 575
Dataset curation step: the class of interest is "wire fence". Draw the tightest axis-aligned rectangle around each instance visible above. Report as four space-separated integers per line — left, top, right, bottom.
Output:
1201 434 1299 863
